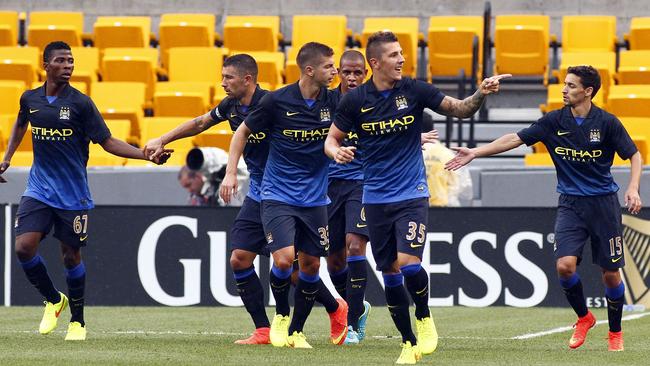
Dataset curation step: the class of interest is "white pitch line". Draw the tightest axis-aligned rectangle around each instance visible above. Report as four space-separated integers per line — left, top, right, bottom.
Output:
511 311 650 340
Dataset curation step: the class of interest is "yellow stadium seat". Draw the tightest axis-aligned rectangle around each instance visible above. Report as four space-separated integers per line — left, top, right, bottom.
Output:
91 82 146 144
87 119 131 166
93 16 151 50
0 11 18 46
626 17 650 50
620 117 650 144
127 116 194 166
245 51 284 89
193 126 233 151
562 16 616 53
154 81 210 117
0 80 25 116
524 152 553 166
223 16 280 53
556 51 616 99
361 17 420 78
285 15 347 84
616 50 650 84
0 46 40 88
606 85 650 118
159 13 216 69
614 136 648 166
168 47 222 102
69 47 99 94
539 83 605 114
101 47 159 103
212 85 228 106
495 15 551 83
427 16 483 79
27 11 83 49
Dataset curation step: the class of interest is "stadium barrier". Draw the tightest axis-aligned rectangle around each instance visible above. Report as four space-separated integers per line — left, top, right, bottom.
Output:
2 205 648 308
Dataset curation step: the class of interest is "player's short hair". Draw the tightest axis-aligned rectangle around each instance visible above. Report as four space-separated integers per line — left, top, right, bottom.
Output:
223 54 258 82
339 49 365 66
366 31 399 62
567 65 601 99
296 42 334 70
43 41 71 63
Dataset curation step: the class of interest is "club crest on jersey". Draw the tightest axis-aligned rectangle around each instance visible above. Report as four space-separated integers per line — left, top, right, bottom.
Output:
395 95 408 110
59 106 70 120
589 129 601 143
265 232 274 244
320 108 331 122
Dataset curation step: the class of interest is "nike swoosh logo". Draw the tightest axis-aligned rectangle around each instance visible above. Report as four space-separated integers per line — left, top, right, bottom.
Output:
229 113 237 118
350 278 366 282
612 256 623 263
302 290 319 295
80 235 88 242
416 286 428 295
360 106 374 113
29 108 39 114
410 243 424 248
54 298 66 317
356 223 367 228
557 130 571 136
286 111 299 116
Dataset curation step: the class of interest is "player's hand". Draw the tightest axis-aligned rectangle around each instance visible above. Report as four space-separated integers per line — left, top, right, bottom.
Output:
0 160 9 183
219 171 238 204
624 188 642 215
479 74 512 95
151 149 174 165
421 130 439 146
334 146 356 164
143 137 165 161
444 147 476 171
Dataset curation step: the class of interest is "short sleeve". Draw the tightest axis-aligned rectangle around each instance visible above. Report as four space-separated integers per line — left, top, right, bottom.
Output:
517 114 552 146
16 92 29 127
209 97 230 122
609 117 638 160
245 93 274 133
84 97 111 144
414 80 445 110
333 92 358 133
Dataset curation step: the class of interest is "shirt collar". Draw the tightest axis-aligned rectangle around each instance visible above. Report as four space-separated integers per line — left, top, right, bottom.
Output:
39 82 73 99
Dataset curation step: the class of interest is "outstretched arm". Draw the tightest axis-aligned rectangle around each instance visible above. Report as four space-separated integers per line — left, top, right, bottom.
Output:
0 120 29 178
219 122 252 204
144 112 218 160
624 151 643 214
325 123 355 163
101 137 172 164
445 133 524 170
435 74 512 119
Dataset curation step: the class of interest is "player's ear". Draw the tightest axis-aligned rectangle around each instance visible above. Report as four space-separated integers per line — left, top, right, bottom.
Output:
304 65 314 77
584 86 593 98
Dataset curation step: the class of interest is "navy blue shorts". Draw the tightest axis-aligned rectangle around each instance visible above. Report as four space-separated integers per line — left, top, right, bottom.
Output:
231 197 270 257
327 179 369 253
15 196 90 248
261 200 329 257
364 197 428 271
554 193 624 270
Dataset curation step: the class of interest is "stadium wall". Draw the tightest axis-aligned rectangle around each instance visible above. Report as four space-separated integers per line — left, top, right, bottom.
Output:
4 0 649 39
4 205 648 308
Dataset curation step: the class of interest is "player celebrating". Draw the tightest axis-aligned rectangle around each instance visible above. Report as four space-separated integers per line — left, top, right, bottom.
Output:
145 54 273 345
326 50 372 345
446 65 642 352
220 42 347 349
326 31 509 363
0 41 168 341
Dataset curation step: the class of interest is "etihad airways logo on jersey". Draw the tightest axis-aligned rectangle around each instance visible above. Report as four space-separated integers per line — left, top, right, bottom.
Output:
554 146 602 162
246 132 267 144
361 115 414 135
31 126 73 141
282 127 330 142
345 131 359 144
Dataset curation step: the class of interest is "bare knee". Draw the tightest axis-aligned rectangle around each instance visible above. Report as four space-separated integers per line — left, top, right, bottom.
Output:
347 233 367 257
602 269 622 288
556 259 576 278
15 233 41 262
327 249 346 273
60 244 81 269
229 250 255 271
299 255 321 276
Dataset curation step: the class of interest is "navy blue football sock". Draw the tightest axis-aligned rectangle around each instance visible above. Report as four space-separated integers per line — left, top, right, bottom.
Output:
384 273 417 345
234 266 270 329
314 279 339 313
20 255 61 304
288 272 320 334
605 282 625 332
402 264 431 320
329 267 348 299
560 273 588 318
270 265 292 317
346 256 368 329
65 262 86 326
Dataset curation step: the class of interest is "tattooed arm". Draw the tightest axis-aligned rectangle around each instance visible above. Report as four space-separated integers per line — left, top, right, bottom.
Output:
435 74 512 119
